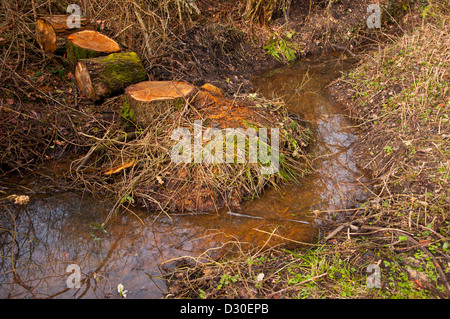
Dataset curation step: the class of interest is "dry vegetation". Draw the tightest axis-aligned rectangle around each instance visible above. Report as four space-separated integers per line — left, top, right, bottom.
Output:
0 0 279 175
70 91 312 219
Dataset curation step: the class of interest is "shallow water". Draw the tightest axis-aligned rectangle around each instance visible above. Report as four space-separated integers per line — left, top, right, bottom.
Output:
0 54 368 299
252 54 369 218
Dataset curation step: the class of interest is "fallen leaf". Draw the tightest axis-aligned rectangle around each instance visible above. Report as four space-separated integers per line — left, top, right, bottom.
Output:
403 140 413 146
103 159 136 176
412 278 424 289
30 110 39 118
202 268 213 276
54 140 65 146
256 273 265 282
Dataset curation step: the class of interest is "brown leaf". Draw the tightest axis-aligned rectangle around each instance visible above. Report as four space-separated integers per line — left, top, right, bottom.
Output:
412 278 424 289
103 159 136 176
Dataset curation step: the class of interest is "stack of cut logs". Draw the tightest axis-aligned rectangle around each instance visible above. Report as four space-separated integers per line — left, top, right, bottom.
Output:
36 15 198 126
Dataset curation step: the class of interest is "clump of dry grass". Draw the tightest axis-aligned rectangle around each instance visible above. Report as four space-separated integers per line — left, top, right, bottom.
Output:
69 91 312 221
165 5 450 300
0 0 273 175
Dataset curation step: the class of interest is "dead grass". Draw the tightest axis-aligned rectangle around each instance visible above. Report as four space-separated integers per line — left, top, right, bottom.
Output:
341 15 449 223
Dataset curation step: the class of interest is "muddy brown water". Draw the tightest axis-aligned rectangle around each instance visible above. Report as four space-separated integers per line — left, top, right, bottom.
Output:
0 54 368 298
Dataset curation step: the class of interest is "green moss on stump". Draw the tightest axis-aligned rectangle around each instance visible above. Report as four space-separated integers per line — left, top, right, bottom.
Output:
99 53 147 95
120 98 136 123
76 52 147 102
66 40 103 68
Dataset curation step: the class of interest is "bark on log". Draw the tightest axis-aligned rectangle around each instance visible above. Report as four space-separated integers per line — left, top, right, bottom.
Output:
75 52 147 102
36 15 94 53
124 81 197 125
66 30 121 67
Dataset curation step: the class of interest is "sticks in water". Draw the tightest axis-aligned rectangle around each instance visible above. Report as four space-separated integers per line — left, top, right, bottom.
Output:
226 211 310 225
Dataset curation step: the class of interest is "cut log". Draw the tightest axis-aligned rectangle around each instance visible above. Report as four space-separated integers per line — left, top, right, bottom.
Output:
75 52 147 102
66 30 121 67
36 15 94 53
124 81 197 125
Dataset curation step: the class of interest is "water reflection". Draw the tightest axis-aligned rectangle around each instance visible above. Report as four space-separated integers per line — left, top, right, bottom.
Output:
0 191 315 299
252 54 369 219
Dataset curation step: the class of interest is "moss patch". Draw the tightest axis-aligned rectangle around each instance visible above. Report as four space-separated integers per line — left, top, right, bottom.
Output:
99 52 147 95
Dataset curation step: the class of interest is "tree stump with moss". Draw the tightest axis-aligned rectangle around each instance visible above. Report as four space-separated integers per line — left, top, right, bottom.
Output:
124 81 197 125
36 15 94 53
75 52 147 102
66 30 121 68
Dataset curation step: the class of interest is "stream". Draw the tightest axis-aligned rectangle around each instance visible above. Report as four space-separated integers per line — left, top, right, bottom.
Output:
0 54 369 299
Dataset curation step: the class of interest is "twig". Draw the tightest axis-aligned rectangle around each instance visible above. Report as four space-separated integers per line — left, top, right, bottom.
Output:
331 44 357 57
75 131 139 171
266 272 328 298
253 228 319 246
324 224 346 241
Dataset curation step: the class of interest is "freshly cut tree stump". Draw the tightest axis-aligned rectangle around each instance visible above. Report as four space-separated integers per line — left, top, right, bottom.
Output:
75 52 146 102
36 15 94 53
66 30 121 67
124 81 197 125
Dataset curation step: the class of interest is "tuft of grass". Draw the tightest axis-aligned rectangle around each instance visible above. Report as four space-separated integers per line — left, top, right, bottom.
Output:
70 91 312 221
263 30 302 63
